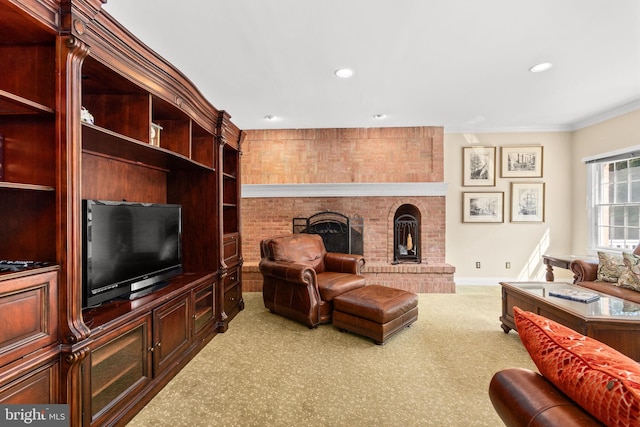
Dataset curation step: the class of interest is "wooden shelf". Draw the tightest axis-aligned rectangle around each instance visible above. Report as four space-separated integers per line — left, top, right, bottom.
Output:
0 43 55 113
82 123 214 172
222 171 236 179
193 279 214 334
82 272 216 331
0 181 55 192
91 333 140 367
0 90 55 115
92 360 141 399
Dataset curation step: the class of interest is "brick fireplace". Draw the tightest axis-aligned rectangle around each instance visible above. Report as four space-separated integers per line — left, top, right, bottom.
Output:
240 126 456 293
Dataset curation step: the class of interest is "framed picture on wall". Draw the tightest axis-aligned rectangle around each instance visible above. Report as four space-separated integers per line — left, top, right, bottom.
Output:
462 146 496 186
511 182 545 222
462 192 504 223
501 145 543 178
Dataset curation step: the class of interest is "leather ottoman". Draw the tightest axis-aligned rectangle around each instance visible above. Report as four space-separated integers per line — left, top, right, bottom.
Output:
333 285 418 344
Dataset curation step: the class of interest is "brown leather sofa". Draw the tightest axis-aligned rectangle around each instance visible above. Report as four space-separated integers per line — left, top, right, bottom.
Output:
259 234 366 328
570 243 640 304
489 368 604 426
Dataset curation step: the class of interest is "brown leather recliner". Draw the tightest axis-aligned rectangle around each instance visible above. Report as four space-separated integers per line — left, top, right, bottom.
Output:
259 234 366 328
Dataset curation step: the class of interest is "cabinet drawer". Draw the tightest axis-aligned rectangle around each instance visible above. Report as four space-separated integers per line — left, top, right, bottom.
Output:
223 267 239 292
223 233 239 265
0 355 59 404
0 270 58 368
224 284 241 319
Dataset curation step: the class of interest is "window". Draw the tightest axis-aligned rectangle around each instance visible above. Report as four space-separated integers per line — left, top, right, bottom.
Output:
588 153 640 251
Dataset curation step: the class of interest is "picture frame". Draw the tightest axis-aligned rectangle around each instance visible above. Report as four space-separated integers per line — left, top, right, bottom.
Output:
511 182 545 222
501 145 543 178
462 192 504 223
462 146 496 186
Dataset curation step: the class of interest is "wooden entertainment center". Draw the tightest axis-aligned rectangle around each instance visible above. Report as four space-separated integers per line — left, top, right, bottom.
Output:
0 1 244 425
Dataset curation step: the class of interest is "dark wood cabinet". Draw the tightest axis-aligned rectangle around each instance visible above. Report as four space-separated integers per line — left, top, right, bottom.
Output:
0 1 243 425
224 266 243 320
0 16 57 264
87 315 152 425
223 233 241 268
193 280 216 337
218 113 244 329
0 270 58 368
153 293 191 374
83 273 217 426
0 269 60 403
0 0 62 408
0 353 60 404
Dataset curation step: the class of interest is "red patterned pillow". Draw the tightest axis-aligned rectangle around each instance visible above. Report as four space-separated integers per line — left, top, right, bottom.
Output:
514 306 640 426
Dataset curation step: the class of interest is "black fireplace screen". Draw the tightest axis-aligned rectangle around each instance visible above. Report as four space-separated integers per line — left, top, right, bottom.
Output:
293 211 364 255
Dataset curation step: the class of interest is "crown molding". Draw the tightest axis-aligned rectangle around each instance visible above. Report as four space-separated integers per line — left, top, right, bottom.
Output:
568 99 640 131
444 100 640 134
444 124 572 134
241 182 448 198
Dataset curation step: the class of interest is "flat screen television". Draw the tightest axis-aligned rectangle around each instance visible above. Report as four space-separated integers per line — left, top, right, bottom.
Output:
82 199 183 307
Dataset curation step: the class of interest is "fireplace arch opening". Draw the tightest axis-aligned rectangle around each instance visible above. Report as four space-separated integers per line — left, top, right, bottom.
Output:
292 211 364 255
393 204 421 264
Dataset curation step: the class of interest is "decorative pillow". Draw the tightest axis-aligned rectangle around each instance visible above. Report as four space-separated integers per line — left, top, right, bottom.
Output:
597 251 625 282
617 252 640 291
514 307 640 426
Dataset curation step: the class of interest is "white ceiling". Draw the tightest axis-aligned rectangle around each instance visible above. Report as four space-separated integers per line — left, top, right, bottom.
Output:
103 0 640 132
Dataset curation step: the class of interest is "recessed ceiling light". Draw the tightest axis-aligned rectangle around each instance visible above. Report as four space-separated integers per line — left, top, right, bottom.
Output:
373 114 386 119
334 68 354 78
528 62 553 73
264 115 278 121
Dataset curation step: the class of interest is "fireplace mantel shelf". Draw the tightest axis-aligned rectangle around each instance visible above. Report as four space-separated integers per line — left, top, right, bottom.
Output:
242 182 448 198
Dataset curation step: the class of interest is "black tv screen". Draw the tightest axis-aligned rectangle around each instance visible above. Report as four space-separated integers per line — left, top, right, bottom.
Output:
82 200 183 307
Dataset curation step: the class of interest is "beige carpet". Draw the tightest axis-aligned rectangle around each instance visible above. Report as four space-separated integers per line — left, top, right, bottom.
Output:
126 286 537 426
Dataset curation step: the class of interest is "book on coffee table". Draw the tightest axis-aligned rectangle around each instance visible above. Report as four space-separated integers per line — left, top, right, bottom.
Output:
549 288 600 303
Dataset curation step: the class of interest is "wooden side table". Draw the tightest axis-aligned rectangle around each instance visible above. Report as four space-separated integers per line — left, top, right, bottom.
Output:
542 255 594 282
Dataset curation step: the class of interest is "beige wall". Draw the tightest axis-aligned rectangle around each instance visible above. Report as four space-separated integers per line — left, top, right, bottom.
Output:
446 110 640 284
444 132 574 283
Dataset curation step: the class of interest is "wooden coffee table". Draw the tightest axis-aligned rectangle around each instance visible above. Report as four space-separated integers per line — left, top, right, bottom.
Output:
500 281 640 361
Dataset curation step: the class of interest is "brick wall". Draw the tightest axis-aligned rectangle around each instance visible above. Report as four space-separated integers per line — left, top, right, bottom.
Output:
240 126 455 293
242 126 444 184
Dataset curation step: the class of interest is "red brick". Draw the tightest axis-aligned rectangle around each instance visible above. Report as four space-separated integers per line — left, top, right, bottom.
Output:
240 126 455 293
